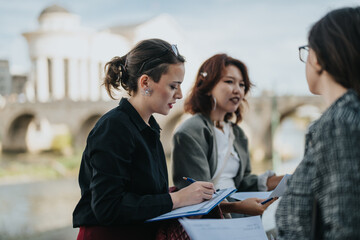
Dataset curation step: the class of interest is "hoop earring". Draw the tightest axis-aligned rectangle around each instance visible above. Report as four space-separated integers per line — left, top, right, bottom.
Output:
142 87 153 96
212 96 217 111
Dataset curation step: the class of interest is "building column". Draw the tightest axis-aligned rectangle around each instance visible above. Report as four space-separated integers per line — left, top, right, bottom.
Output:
89 60 100 101
68 58 80 101
25 59 36 102
79 59 89 101
36 57 49 102
100 62 110 101
52 57 65 100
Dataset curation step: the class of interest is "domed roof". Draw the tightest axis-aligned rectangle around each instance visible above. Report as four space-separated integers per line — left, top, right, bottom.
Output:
39 4 69 16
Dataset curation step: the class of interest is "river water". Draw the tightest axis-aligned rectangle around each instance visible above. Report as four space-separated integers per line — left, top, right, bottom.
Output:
0 177 79 240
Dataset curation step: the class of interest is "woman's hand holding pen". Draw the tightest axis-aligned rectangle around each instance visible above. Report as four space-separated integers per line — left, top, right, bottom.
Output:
170 181 215 209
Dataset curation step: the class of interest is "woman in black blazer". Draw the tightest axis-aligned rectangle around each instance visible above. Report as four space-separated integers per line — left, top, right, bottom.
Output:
73 39 216 240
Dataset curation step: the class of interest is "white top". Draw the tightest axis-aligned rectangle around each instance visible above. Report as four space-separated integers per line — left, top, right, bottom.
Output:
212 122 273 191
212 122 240 189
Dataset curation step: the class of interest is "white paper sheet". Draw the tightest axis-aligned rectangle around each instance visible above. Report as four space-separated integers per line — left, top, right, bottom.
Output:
268 174 291 198
230 191 272 201
179 216 268 240
230 174 292 202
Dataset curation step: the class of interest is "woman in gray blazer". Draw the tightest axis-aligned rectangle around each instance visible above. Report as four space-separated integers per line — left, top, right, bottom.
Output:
172 54 282 216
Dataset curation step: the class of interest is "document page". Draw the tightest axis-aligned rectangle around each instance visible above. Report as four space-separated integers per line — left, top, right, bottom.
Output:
268 174 291 198
229 174 291 203
179 216 268 240
230 191 272 201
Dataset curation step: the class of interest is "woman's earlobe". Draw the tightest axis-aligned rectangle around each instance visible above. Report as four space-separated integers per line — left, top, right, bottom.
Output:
309 50 323 74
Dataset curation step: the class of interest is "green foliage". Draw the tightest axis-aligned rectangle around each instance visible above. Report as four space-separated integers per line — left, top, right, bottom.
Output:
51 134 72 152
0 151 82 181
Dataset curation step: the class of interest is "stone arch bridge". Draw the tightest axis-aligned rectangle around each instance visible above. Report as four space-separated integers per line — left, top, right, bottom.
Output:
0 95 325 159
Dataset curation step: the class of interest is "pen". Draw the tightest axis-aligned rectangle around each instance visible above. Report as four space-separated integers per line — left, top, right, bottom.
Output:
183 177 219 195
183 176 196 183
261 197 273 205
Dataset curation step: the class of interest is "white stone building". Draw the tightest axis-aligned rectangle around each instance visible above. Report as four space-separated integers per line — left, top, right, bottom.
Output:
22 5 129 102
22 4 199 103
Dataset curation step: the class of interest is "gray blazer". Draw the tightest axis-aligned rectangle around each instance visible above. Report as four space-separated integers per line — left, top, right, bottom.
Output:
171 113 258 190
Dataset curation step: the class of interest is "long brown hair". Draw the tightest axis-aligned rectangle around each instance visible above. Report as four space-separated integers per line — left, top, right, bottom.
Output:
185 54 253 124
103 38 185 99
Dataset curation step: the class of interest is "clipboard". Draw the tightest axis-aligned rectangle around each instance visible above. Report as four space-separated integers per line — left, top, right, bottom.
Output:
146 187 236 222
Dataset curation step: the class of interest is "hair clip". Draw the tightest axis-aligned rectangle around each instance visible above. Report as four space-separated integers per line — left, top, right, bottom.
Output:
200 72 208 78
171 44 179 57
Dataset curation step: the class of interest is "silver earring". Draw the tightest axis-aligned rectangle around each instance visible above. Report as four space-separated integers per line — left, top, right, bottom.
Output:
142 87 152 96
212 96 217 111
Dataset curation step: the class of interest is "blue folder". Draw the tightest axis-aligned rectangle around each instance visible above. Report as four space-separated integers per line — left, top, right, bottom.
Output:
146 187 236 222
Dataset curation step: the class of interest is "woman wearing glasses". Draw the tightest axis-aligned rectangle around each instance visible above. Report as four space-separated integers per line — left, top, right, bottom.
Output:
73 39 216 240
172 54 282 217
276 7 360 239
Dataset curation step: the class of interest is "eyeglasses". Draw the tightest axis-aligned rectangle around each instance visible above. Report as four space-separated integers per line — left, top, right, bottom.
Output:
138 44 179 73
298 45 309 63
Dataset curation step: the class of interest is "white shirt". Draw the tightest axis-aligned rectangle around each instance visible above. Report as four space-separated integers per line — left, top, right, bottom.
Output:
211 122 273 191
212 122 240 189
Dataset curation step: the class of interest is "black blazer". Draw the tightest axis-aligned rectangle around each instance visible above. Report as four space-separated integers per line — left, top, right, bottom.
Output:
73 98 173 228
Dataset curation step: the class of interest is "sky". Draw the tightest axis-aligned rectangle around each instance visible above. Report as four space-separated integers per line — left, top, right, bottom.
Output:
0 0 359 96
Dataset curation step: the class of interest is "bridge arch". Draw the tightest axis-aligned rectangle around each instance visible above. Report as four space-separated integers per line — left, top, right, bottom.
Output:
0 95 325 156
5 113 54 153
5 113 35 152
263 103 322 163
75 114 102 149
